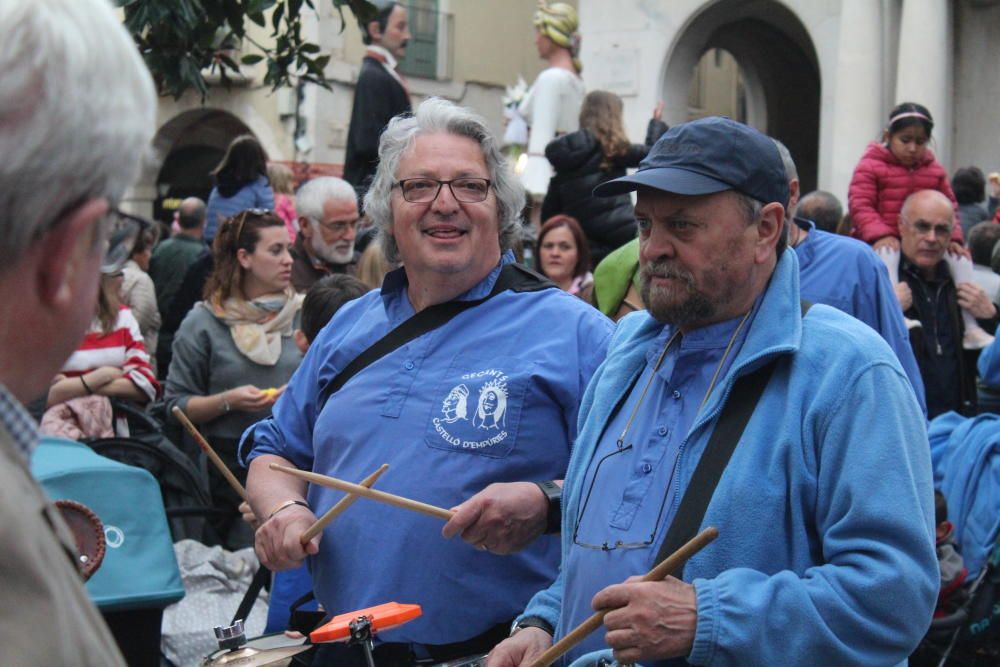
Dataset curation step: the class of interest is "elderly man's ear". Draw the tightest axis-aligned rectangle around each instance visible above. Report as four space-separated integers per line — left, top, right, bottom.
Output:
35 198 108 308
755 202 786 263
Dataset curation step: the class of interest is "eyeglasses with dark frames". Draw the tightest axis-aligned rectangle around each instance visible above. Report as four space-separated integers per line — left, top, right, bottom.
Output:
571 442 677 552
394 178 492 203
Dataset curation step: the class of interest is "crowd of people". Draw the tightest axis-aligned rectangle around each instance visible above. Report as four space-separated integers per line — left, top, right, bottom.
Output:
3 0 1000 666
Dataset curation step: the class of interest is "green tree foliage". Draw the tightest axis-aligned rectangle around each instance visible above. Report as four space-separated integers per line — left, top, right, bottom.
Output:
117 0 377 99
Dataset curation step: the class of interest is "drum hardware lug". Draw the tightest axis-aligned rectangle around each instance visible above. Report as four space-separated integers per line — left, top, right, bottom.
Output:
213 619 247 652
349 616 377 667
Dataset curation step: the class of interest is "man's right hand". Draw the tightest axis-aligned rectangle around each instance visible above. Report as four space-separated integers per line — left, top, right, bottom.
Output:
487 627 552 667
894 281 913 310
254 503 320 571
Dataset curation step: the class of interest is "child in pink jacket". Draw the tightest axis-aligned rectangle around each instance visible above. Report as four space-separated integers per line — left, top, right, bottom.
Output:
849 102 992 349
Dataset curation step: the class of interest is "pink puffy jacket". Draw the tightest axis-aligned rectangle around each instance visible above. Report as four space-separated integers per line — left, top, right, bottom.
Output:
848 142 961 244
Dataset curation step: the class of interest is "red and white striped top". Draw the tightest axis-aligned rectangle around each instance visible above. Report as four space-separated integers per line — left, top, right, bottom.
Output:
61 306 161 402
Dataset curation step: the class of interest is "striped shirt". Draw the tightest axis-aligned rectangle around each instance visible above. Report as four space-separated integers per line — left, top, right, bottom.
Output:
61 306 160 402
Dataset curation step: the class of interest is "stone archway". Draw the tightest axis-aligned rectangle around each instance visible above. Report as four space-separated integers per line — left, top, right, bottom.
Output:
147 109 255 221
661 0 821 193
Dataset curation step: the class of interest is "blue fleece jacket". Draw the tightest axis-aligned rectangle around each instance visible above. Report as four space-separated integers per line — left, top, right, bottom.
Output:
522 249 937 666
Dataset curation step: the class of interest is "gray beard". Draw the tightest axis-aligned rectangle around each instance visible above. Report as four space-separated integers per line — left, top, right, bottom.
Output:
639 259 716 326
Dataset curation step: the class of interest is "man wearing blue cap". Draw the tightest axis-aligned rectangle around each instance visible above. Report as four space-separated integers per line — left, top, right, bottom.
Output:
490 117 937 666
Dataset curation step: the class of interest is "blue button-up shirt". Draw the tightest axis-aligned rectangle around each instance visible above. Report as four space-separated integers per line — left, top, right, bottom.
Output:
244 253 613 645
561 307 755 664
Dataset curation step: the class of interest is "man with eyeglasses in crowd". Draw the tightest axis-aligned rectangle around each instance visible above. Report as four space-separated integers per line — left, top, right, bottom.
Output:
242 98 612 666
291 177 361 292
490 117 936 667
0 0 155 664
894 189 999 418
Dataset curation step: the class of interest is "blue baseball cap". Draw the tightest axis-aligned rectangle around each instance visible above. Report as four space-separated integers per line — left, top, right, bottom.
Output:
593 116 789 206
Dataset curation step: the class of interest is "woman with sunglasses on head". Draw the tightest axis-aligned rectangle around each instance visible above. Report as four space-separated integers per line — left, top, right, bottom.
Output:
164 209 303 548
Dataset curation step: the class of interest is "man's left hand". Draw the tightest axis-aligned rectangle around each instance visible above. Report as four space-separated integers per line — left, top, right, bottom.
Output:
957 282 998 319
593 576 697 664
441 482 548 554
949 242 970 259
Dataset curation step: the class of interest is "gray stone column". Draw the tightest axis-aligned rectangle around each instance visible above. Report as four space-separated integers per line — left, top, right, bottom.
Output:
829 0 884 202
895 0 951 167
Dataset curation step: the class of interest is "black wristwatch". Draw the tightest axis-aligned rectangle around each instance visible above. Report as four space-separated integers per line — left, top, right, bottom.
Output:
534 480 562 534
510 615 554 637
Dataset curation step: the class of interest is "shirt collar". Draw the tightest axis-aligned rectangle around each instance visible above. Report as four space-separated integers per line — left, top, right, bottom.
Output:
647 293 763 364
367 45 398 70
0 383 39 462
380 250 516 314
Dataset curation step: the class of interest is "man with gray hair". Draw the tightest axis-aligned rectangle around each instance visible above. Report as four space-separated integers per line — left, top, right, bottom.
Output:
0 0 155 664
290 176 360 292
243 97 612 664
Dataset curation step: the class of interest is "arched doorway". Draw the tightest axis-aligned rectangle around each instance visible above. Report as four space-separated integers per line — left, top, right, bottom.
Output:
151 109 255 222
662 0 821 193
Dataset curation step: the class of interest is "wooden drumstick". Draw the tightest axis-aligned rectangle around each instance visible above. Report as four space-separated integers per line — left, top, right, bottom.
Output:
299 464 389 544
269 464 455 521
172 405 247 502
528 526 719 667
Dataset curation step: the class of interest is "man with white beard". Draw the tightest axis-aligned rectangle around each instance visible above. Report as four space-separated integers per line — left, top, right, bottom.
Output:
291 177 360 292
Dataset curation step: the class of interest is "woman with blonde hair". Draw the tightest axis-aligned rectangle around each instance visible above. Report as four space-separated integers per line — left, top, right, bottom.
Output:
542 90 668 264
164 209 303 547
517 2 585 202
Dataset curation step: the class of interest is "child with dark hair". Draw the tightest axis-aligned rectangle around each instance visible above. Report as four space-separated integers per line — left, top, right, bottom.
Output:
952 166 990 238
850 102 994 349
294 274 370 351
934 489 968 617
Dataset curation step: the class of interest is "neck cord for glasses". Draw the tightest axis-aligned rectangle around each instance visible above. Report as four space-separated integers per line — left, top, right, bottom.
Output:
615 306 754 450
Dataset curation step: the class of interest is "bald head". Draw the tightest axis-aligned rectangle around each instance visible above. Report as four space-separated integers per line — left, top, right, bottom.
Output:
901 189 953 222
178 197 206 230
899 189 955 274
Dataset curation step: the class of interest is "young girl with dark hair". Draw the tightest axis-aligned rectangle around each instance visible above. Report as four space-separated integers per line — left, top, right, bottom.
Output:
850 103 992 349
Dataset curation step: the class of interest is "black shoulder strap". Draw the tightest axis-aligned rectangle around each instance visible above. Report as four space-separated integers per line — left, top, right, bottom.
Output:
316 263 553 411
653 300 812 577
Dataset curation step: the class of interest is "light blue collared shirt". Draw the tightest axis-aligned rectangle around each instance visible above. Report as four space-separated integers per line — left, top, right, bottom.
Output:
560 305 756 666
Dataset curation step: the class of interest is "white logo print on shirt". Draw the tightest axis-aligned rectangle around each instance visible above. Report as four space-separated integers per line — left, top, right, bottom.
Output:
432 369 510 450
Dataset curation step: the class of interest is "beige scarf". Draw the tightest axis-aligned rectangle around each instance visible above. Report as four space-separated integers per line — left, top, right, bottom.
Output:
212 287 303 366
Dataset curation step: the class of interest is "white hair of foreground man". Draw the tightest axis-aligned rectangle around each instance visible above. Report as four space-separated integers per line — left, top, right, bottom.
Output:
0 0 156 268
364 97 525 265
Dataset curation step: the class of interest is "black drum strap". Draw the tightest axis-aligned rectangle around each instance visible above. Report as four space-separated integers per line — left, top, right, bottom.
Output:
316 263 553 411
652 300 811 578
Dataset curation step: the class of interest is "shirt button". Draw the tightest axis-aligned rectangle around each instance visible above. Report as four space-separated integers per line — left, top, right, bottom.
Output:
641 463 653 474
404 361 415 370
672 390 682 400
657 425 668 436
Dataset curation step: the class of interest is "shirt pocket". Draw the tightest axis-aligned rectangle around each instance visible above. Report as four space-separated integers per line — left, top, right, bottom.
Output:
424 354 534 459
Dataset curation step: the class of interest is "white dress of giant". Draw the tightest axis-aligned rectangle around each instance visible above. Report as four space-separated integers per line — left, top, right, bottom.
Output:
518 67 585 198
